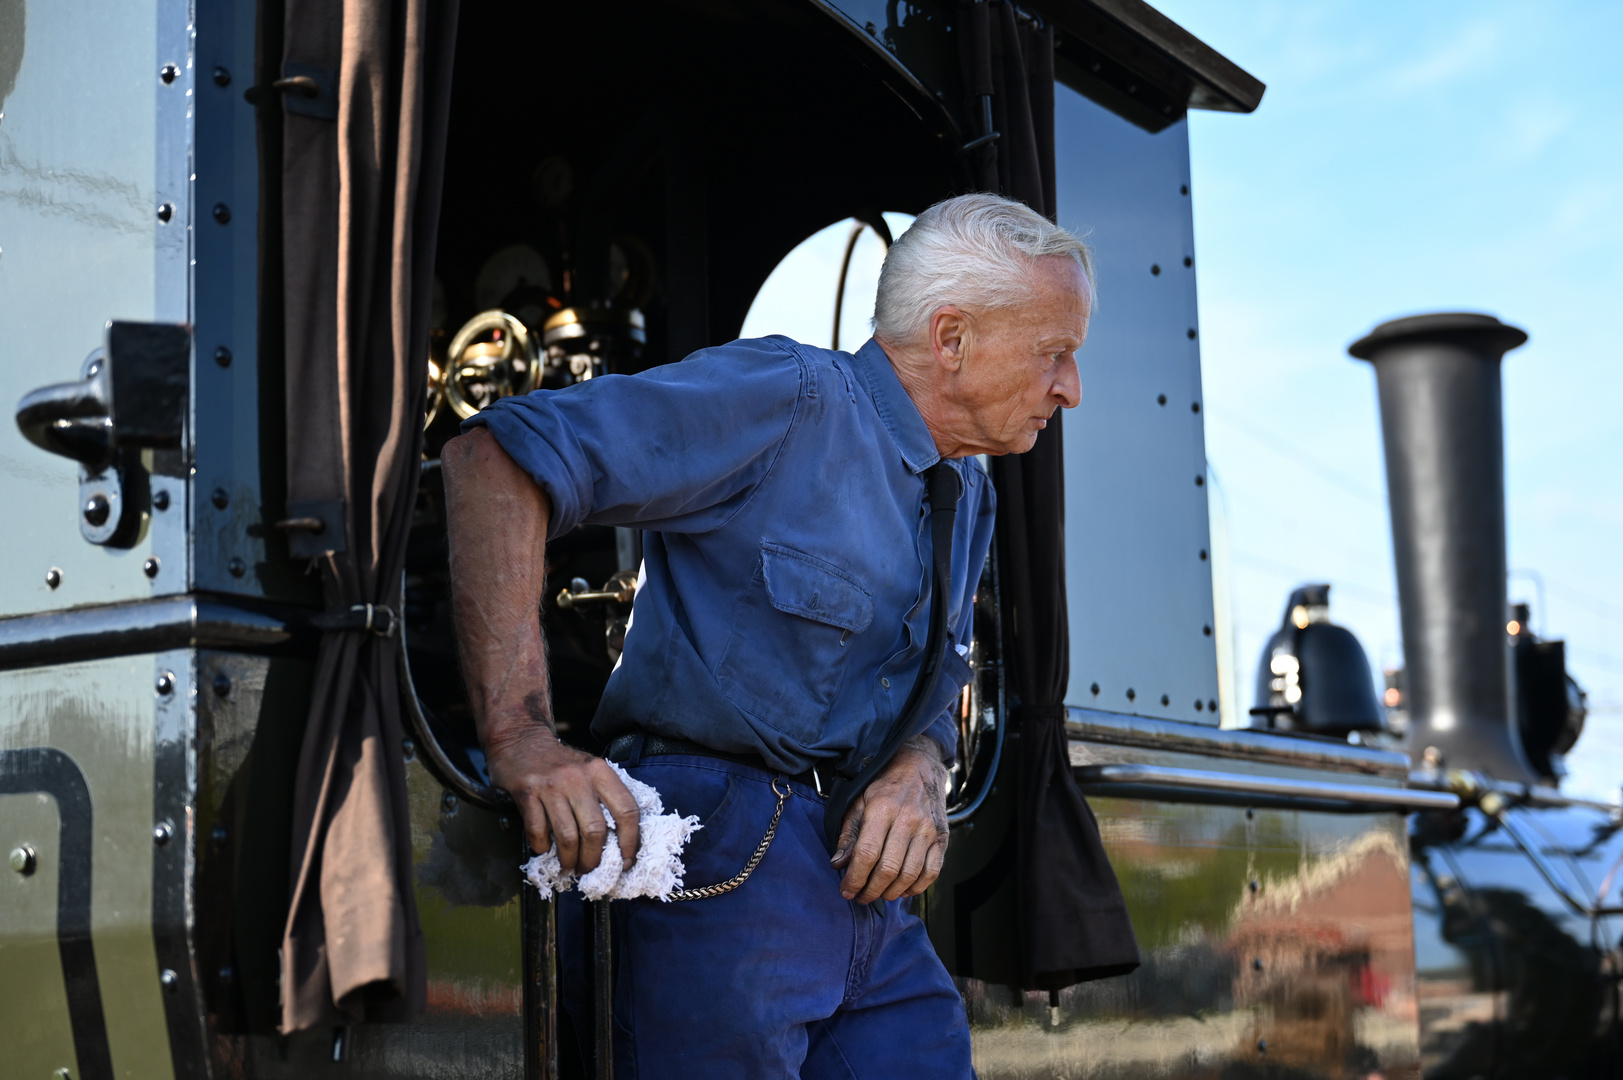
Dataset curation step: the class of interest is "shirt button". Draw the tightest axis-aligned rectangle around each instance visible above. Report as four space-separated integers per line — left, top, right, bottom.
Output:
881 678 891 689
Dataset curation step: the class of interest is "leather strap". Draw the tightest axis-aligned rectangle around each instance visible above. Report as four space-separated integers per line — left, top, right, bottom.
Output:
822 461 962 848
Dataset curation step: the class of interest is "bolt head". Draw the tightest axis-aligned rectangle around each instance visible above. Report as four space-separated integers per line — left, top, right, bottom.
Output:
160 968 179 991
157 202 174 223
10 844 36 875
143 557 160 578
153 821 173 845
211 487 229 509
441 791 458 814
214 345 233 368
44 567 61 589
83 493 111 527
160 63 179 84
156 672 175 695
153 489 170 511
212 66 231 87
228 557 247 578
212 671 231 697
212 203 231 224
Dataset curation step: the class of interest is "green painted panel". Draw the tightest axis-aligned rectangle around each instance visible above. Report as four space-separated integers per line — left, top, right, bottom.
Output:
0 655 176 1080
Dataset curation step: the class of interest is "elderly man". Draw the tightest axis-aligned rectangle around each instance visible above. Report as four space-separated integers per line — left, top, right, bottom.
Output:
442 191 1090 1077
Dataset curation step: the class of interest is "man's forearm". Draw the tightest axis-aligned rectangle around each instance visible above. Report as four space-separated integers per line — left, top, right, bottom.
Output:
442 426 554 746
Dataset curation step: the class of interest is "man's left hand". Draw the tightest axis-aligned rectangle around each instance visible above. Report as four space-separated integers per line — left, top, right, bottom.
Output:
831 736 950 903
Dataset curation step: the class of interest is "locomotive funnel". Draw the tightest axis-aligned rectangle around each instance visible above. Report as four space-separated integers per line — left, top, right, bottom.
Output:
1349 312 1536 783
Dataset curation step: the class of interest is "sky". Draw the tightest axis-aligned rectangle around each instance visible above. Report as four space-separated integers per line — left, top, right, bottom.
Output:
1149 0 1623 801
743 0 1623 802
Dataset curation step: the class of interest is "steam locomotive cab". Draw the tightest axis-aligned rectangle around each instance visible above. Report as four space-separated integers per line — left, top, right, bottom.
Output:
1 0 1617 1078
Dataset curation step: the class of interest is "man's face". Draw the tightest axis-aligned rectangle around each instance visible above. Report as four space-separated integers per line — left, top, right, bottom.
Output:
954 255 1088 456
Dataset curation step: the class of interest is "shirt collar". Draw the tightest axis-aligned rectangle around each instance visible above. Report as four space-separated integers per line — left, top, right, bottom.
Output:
850 338 941 475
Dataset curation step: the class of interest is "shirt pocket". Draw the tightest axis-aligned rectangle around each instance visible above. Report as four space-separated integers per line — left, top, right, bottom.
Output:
716 542 874 741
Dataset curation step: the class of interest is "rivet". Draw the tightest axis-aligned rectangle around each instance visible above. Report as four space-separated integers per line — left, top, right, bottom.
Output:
1252 957 1264 971
1195 476 1205 487
1126 688 1136 701
10 844 36 875
211 825 228 847
212 671 231 697
1245 808 1255 821
1160 694 1169 706
83 494 111 527
1183 257 1193 268
156 672 175 695
441 791 458 814
864 20 877 34
228 557 246 578
45 567 62 589
144 557 161 578
1150 264 1161 276
1257 1038 1267 1054
212 203 231 225
1199 549 1208 560
212 66 231 87
214 345 232 368
160 63 179 84
211 487 229 510
402 739 416 763
161 968 179 991
1195 700 1204 711
1186 328 1197 340
1090 682 1100 696
1209 699 1218 712
1191 402 1201 413
153 821 174 845
153 489 171 511
1157 394 1166 405
1203 625 1212 635
1180 184 1189 195
157 202 174 223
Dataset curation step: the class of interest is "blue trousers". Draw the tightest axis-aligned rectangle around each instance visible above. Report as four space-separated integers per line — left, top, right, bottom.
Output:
559 755 975 1079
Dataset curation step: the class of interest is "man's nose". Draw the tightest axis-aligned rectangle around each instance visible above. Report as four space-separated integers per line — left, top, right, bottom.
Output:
1052 356 1082 409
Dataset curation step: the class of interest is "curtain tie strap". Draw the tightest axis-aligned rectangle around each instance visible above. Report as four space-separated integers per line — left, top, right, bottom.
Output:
311 603 398 639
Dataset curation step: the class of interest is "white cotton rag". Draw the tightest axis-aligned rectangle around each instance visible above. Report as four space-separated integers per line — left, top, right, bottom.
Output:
521 761 702 902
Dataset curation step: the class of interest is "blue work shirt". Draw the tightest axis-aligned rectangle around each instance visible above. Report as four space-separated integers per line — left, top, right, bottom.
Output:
468 336 997 775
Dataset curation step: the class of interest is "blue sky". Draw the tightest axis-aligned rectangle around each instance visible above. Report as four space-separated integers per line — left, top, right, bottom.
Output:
1153 0 1623 798
744 0 1623 800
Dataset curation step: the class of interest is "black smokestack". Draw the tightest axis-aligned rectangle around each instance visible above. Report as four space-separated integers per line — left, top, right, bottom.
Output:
1349 312 1535 783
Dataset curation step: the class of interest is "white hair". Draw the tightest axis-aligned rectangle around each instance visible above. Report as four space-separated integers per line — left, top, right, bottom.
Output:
872 192 1094 345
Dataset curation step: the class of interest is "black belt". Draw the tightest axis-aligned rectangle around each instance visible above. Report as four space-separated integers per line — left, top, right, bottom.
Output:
606 731 830 797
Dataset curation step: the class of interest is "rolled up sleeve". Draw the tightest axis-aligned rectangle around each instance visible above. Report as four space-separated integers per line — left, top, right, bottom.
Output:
464 337 805 538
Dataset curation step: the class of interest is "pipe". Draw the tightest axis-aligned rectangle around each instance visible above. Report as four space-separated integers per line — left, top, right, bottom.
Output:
1349 312 1535 783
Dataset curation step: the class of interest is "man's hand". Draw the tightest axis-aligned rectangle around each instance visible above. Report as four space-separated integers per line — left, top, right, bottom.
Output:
441 427 641 874
830 736 950 903
484 720 640 874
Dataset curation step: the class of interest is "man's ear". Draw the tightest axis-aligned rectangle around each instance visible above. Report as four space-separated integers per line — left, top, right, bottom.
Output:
930 306 970 373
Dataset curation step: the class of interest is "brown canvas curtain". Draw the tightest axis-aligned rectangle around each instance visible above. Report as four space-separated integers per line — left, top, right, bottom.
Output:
278 0 459 1032
959 0 1140 989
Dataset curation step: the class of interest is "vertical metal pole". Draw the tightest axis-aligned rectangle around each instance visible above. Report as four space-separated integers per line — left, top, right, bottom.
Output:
522 885 558 1080
1349 311 1534 782
593 899 614 1079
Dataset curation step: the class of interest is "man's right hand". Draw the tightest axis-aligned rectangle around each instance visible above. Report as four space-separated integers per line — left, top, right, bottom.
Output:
442 427 641 875
485 722 642 873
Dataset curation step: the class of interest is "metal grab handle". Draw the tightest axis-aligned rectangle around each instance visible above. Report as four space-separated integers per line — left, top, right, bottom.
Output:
15 358 113 465
1075 762 1461 812
555 571 637 611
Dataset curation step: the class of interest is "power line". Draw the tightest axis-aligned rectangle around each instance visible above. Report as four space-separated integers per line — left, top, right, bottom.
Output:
1206 408 1386 507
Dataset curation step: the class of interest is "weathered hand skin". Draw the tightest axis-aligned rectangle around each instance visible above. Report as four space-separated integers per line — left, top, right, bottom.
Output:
831 735 950 903
442 426 640 874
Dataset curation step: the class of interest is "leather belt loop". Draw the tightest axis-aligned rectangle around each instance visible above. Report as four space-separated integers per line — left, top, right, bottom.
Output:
625 732 646 767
